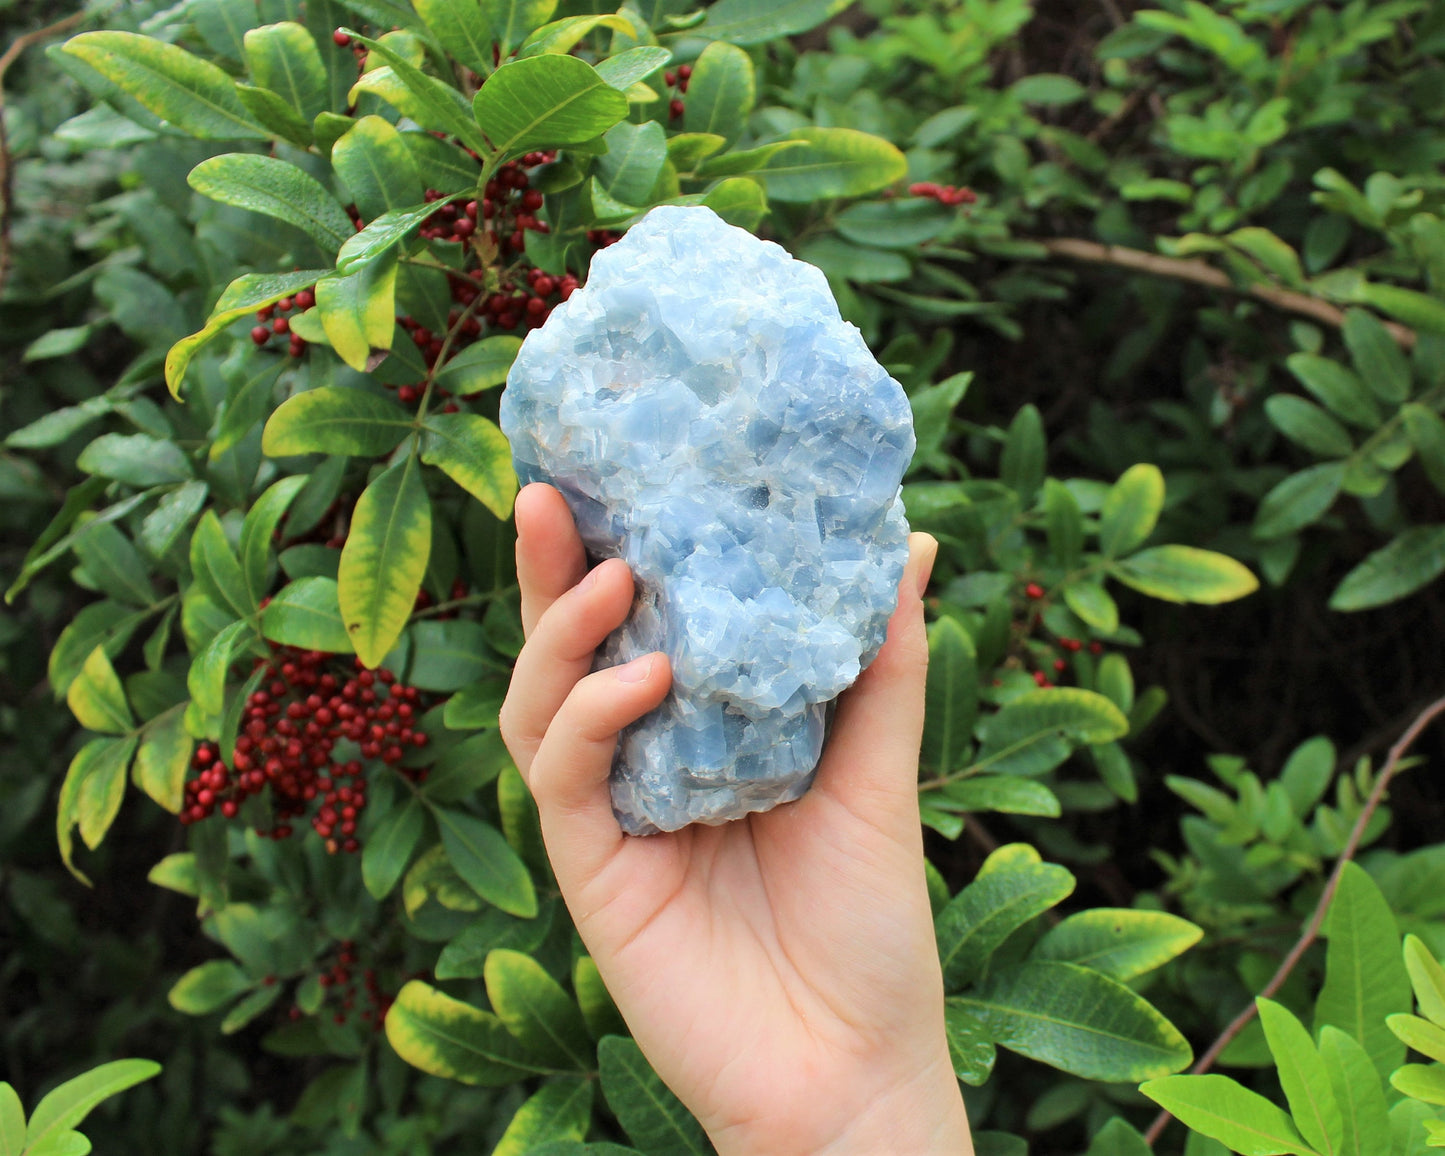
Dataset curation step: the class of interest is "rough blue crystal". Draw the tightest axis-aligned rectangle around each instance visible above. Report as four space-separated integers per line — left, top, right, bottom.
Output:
500 206 915 833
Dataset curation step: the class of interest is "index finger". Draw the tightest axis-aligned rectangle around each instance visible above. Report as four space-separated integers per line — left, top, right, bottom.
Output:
516 483 588 639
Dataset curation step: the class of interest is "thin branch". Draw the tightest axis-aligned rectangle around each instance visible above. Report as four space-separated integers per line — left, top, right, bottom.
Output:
0 7 91 299
1037 237 1417 350
1143 692 1445 1148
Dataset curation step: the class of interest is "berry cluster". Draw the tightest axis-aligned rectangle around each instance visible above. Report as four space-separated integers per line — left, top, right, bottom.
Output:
664 62 692 120
908 181 978 206
180 648 430 854
310 942 394 1030
251 287 316 357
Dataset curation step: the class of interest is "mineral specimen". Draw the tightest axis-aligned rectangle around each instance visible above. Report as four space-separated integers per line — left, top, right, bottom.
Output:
500 205 915 833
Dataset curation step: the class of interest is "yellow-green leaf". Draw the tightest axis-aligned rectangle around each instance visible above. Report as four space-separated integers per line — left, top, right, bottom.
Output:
491 1076 592 1156
1099 463 1164 558
384 980 540 1085
331 115 424 222
188 153 354 253
262 385 414 458
472 54 628 160
421 413 517 519
66 645 133 733
1111 545 1259 604
757 126 907 203
315 255 398 372
338 456 431 668
77 733 137 850
132 706 192 813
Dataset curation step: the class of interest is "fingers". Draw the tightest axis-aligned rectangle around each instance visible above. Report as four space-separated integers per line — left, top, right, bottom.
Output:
808 533 937 837
516 483 588 639
500 555 636 776
530 653 672 894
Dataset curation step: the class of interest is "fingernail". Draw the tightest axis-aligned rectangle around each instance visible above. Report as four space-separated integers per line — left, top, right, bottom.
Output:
915 534 939 597
615 654 655 683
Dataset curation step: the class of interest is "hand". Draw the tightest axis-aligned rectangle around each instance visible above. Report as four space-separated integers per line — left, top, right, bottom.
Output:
499 483 973 1156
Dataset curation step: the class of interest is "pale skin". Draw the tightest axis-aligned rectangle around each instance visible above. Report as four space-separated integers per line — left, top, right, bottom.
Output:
499 483 974 1156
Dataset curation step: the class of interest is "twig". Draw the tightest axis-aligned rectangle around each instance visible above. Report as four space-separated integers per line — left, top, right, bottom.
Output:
1037 237 1418 350
1143 692 1445 1148
0 8 90 299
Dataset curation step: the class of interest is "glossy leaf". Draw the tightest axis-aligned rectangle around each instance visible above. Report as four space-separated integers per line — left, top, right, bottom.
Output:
1314 862 1411 1079
757 127 907 203
0 1083 22 1156
1254 463 1344 540
976 689 1128 774
434 808 537 917
1342 308 1410 403
1099 463 1164 558
67 645 133 734
63 32 266 139
189 154 353 252
935 849 1075 989
1328 526 1445 611
1031 909 1202 981
474 55 628 160
1139 1075 1319 1156
384 980 539 1085
1062 581 1119 634
331 115 424 221
244 22 328 122
413 0 495 75
73 524 155 607
493 1077 593 1156
1265 395 1355 458
49 602 145 698
338 456 431 668
132 707 191 813
1404 935 1445 1027
24 1061 161 1153
945 1002 997 1086
595 121 667 207
434 335 522 396
76 734 136 850
683 41 753 146
922 617 978 773
485 949 593 1069
345 34 486 152
260 577 353 653
336 202 444 275
239 475 306 604
420 413 517 519
1111 545 1259 604
263 385 413 458
1044 478 1084 570
1286 354 1381 429
77 433 191 487
928 775 1061 818
1319 1026 1390 1156
697 0 849 44
597 1035 710 1156
1000 404 1045 501
958 961 1192 1081
316 257 398 372
480 0 559 54
186 618 250 718
1257 998 1342 1156
169 960 251 1014
1402 404 1445 496
362 798 423 899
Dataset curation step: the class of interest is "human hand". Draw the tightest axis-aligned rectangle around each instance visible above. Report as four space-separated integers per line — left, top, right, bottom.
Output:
499 483 973 1156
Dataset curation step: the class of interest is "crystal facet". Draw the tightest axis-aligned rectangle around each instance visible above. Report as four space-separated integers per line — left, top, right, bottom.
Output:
500 206 915 833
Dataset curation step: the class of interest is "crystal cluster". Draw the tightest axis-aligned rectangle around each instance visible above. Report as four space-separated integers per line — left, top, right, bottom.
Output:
500 206 915 833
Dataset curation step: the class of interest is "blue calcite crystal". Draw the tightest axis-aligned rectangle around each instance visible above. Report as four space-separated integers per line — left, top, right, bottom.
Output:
500 206 915 833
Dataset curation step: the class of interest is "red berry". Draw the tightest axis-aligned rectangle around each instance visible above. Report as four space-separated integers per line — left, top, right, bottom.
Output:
1025 582 1045 600
1053 658 1067 673
453 217 475 238
664 70 677 86
251 325 270 345
272 316 290 335
296 288 315 309
333 29 351 45
678 64 692 80
1089 641 1104 655
1033 671 1051 687
669 98 685 120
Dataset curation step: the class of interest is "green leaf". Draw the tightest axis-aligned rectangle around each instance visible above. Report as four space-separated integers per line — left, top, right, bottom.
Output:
485 949 593 1069
1286 354 1382 430
133 707 192 813
1000 404 1045 502
25 1129 91 1156
595 46 673 92
1328 526 1445 611
444 677 509 729
1258 997 1343 1156
958 961 1192 1081
190 511 251 618
1044 479 1084 570
1315 861 1411 1079
1405 936 1445 1028
169 960 252 1014
1254 463 1344 540
188 154 354 252
944 1003 997 1086
345 35 486 152
384 980 539 1085
74 731 134 853
1010 72 1086 105
335 201 445 275
1342 309 1411 403
1030 909 1202 981
220 984 282 1035
240 475 307 605
62 32 266 140
413 0 495 75
67 645 133 734
683 41 753 147
166 268 327 397
244 22 328 122
331 116 424 222
976 689 1128 775
935 849 1075 989
187 618 250 718
1085 1118 1151 1156
519 13 636 58
696 0 849 44
1391 1065 1445 1106
362 798 424 900
595 121 667 206
1228 227 1304 287
435 336 523 396
479 0 559 54
492 1077 593 1156
1111 545 1259 604
921 617 977 774
1319 1026 1390 1156
23 1061 161 1153
1062 581 1119 634
77 433 192 487
1265 395 1356 458
338 456 432 668
597 1035 711 1156
49 603 144 699
420 413 517 519
1139 1074 1319 1156
261 577 354 653
408 621 497 692
147 852 198 896
315 256 399 372
1388 1014 1445 1065
1354 283 1445 335
434 808 537 917
574 957 626 1041
236 84 313 148
1402 404 1445 496
0 1082 23 1156
929 774 1061 818
435 907 554 980
702 176 767 231
264 385 414 458
474 55 628 160
74 522 157 608
757 127 907 203
1099 463 1164 557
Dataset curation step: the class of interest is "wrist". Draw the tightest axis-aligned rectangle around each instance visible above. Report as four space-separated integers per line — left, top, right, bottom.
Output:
710 1051 972 1156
